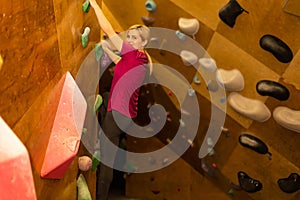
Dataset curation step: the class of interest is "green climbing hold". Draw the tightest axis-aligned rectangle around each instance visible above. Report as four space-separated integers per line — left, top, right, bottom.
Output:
82 0 91 13
82 128 87 135
77 174 92 200
94 94 103 113
94 43 103 61
91 150 100 171
81 27 90 48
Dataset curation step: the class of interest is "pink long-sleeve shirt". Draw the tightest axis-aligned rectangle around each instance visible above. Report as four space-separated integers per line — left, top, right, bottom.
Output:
107 41 148 118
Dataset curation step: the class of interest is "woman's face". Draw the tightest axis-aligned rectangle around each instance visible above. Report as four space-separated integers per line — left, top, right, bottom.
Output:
126 29 145 50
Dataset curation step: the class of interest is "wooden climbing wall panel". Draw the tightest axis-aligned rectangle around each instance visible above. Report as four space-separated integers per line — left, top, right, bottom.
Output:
0 0 103 199
104 0 300 199
0 0 61 127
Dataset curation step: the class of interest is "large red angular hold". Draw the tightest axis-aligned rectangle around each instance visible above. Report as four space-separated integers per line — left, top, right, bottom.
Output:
0 117 37 200
29 72 87 179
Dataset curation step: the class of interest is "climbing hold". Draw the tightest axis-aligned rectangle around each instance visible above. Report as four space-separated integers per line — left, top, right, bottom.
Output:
166 138 172 144
211 163 217 168
220 96 226 103
238 171 262 193
193 75 201 84
228 188 234 195
216 68 245 91
207 137 214 146
219 0 248 28
187 139 194 147
221 126 229 132
239 133 272 158
78 156 92 171
94 94 103 113
82 128 87 135
77 174 92 200
273 106 300 133
180 50 198 66
178 18 200 38
82 0 90 13
227 92 271 122
149 37 159 45
148 156 157 165
81 27 90 48
207 80 219 92
94 43 103 61
256 80 290 101
162 158 169 165
179 119 185 127
199 57 217 72
168 90 173 96
208 147 215 156
278 173 300 193
259 34 293 63
175 30 186 41
141 16 155 26
145 0 157 12
91 150 100 171
188 88 195 97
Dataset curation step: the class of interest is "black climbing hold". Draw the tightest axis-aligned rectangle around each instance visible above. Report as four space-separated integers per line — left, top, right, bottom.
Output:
238 171 263 193
256 80 290 101
278 173 300 193
219 0 248 28
239 133 271 156
259 34 293 63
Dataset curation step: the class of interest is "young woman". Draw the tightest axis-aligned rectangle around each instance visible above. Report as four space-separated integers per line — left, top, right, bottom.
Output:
89 0 151 199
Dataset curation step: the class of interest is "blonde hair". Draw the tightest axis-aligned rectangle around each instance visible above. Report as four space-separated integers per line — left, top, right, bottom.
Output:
128 24 153 75
127 24 150 45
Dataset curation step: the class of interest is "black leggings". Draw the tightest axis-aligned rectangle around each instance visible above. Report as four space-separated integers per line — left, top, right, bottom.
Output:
96 110 132 200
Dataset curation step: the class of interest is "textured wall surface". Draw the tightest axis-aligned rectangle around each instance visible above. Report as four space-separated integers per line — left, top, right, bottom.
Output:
0 0 102 199
103 0 300 199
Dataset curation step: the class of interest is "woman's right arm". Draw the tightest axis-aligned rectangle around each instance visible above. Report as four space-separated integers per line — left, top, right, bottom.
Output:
89 0 123 52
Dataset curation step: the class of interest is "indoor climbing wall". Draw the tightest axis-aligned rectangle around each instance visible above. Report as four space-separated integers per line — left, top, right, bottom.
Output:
104 0 300 199
0 0 102 199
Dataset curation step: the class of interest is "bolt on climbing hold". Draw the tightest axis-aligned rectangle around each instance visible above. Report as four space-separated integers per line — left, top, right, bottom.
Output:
221 126 229 132
81 27 90 48
94 94 103 113
179 119 185 127
220 96 226 103
91 150 100 171
187 139 194 147
175 30 186 41
188 88 195 97
82 0 90 13
162 158 169 165
145 0 157 12
82 128 87 135
208 147 215 156
193 75 201 84
94 43 103 61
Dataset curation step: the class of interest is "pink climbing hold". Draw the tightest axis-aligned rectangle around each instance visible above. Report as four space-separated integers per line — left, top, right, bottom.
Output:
0 117 37 200
29 72 87 179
